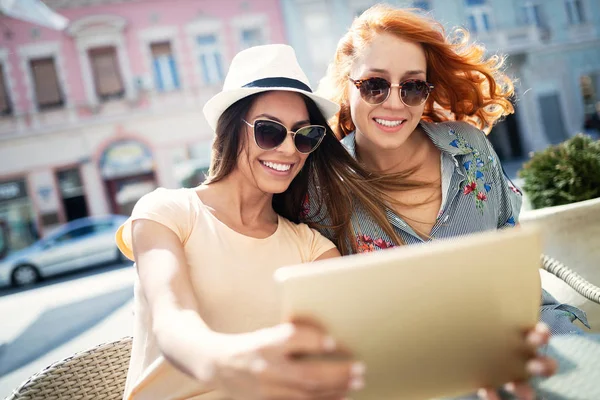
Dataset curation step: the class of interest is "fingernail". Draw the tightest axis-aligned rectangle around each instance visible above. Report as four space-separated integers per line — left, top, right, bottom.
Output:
476 388 488 399
527 332 544 347
349 376 364 391
527 359 545 375
537 323 550 335
351 362 366 377
323 336 336 351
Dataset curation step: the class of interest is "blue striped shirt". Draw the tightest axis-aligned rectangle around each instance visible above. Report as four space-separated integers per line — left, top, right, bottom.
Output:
308 120 588 335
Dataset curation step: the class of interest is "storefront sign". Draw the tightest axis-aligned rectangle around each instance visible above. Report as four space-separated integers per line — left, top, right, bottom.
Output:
29 170 61 213
100 140 154 179
0 180 27 203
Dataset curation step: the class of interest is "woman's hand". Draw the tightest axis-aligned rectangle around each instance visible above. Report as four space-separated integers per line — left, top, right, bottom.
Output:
213 320 365 400
478 323 557 400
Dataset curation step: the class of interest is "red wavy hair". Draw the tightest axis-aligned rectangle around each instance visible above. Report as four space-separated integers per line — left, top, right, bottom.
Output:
318 4 515 138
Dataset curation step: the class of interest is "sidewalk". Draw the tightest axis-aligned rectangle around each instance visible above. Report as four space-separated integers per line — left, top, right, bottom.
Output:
0 299 133 399
0 265 136 399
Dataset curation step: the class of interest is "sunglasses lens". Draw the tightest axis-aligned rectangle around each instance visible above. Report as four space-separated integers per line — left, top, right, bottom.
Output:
360 78 390 104
253 120 287 150
401 80 430 106
294 126 326 153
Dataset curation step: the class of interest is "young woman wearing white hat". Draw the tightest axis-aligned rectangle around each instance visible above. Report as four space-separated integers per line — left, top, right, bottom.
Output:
115 44 400 400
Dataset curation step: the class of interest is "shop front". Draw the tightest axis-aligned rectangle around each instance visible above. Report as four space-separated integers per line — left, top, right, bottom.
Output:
99 139 158 216
0 178 39 258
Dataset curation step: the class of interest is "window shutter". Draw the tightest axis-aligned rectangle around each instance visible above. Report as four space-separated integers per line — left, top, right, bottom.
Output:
89 47 124 100
0 64 10 114
30 58 63 108
150 42 172 57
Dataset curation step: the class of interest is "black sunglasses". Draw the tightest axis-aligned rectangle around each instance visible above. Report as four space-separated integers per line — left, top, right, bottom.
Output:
243 119 327 154
349 77 434 106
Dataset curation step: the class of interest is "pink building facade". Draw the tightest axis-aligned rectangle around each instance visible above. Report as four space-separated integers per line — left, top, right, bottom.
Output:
0 0 287 251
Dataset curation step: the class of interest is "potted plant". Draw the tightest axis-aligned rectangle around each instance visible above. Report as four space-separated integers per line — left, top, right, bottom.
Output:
518 133 600 332
518 133 600 209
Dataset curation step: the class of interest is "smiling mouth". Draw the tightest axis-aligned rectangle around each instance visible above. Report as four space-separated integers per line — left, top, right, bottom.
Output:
374 118 405 127
260 160 293 172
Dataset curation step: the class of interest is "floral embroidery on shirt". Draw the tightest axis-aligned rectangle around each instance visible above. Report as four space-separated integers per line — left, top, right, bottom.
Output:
508 181 523 196
300 193 310 219
449 129 494 212
356 234 394 253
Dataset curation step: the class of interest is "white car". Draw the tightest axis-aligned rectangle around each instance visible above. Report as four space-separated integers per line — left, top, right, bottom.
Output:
0 215 128 288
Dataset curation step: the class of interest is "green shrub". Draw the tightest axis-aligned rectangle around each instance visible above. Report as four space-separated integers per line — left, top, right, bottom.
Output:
518 134 600 209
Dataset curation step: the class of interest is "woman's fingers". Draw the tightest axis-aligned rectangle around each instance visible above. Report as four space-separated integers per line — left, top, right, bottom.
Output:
526 355 557 377
477 387 501 400
525 323 551 349
263 359 366 397
504 382 536 400
282 323 339 355
254 383 345 400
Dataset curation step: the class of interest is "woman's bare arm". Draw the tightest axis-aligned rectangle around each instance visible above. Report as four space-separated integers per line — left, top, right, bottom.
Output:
132 219 223 384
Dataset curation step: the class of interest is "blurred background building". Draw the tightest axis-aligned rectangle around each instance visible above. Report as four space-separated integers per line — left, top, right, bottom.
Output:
0 0 285 252
0 0 599 254
282 0 600 162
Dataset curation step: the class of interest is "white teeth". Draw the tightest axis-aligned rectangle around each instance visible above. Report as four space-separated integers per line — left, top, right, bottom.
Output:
375 118 403 127
261 161 291 172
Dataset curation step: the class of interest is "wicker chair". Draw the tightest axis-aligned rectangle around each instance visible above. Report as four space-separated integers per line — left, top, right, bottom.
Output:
6 336 132 400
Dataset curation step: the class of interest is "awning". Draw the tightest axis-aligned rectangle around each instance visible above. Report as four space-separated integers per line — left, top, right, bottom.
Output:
0 0 68 30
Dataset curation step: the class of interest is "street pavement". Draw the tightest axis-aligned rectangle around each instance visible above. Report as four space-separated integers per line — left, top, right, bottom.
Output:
0 262 135 399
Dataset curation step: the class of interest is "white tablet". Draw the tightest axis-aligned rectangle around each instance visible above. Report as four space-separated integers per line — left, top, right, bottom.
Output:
274 227 542 400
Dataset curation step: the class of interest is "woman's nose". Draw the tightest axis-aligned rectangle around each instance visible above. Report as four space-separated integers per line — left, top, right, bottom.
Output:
382 86 405 110
276 132 296 154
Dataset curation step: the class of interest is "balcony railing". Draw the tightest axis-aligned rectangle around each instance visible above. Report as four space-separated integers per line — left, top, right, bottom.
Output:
567 22 597 42
0 85 221 139
476 25 547 55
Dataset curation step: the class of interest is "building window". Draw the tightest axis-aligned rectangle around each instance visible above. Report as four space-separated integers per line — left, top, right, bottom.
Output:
30 57 64 110
150 42 180 92
565 0 585 25
196 34 224 85
240 27 264 50
521 1 543 27
0 179 38 252
303 11 336 66
581 74 600 119
56 168 88 222
464 0 493 33
0 64 11 115
413 1 431 11
89 47 125 101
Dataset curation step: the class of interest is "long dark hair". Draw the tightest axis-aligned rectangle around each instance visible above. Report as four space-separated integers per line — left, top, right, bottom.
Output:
204 91 424 254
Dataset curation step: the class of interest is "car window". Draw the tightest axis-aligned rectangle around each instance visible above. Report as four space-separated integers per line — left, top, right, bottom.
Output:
92 221 114 233
55 224 95 243
0 224 7 259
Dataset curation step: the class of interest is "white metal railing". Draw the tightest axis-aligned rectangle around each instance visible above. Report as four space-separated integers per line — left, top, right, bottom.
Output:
477 25 545 54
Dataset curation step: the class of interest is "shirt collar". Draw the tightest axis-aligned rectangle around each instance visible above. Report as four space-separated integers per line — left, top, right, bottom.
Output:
340 120 473 158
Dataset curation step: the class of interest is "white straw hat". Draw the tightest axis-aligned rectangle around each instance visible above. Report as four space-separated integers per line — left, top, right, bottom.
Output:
202 44 340 131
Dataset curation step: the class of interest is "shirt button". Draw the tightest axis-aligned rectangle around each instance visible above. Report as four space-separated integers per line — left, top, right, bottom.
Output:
443 215 449 222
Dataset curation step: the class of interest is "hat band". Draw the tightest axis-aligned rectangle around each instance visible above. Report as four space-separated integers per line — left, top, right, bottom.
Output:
242 77 312 93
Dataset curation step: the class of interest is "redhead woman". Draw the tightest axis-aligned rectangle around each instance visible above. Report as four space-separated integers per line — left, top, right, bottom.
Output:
306 4 588 399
